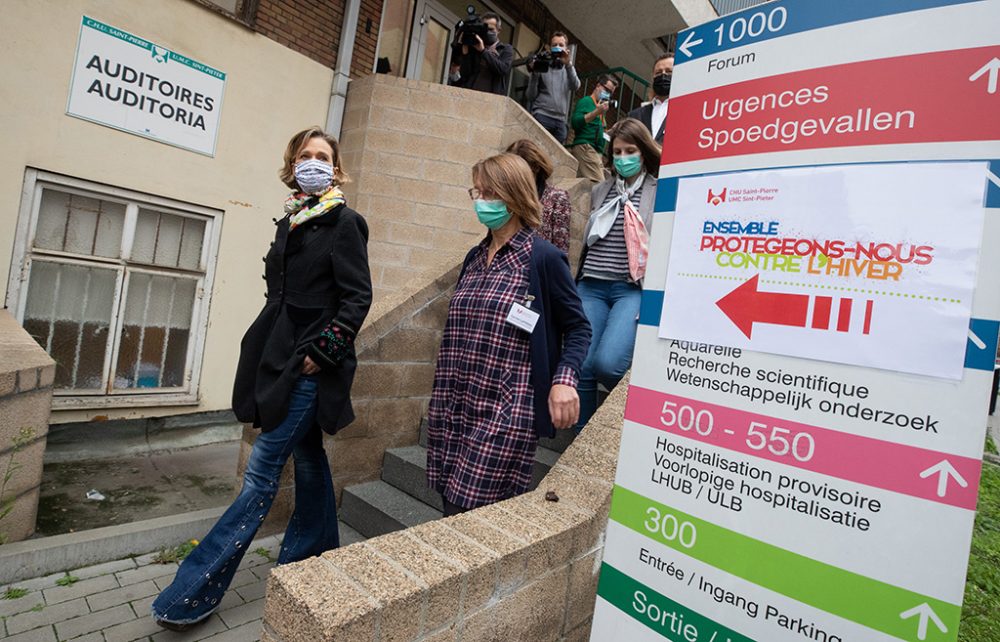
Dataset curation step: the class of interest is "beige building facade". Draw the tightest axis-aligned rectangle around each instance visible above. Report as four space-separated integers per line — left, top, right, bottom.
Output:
1 0 334 424
1 0 712 428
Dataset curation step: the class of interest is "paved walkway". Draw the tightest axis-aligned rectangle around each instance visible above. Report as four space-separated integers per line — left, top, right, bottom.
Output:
0 534 281 642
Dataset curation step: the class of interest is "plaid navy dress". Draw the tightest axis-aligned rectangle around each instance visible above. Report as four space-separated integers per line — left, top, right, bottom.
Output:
427 228 564 509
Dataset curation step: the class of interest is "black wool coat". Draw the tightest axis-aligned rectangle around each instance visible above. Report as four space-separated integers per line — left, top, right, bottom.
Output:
232 204 372 434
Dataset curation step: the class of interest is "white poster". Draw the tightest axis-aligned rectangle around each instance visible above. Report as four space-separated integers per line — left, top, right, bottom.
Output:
67 16 226 156
658 162 987 380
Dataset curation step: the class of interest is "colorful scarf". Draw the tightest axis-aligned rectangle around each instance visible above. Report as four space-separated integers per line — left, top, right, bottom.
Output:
284 185 346 230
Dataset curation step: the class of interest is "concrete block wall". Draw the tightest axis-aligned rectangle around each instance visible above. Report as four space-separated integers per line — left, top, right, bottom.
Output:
0 310 56 544
259 378 628 641
338 74 586 298
330 259 461 503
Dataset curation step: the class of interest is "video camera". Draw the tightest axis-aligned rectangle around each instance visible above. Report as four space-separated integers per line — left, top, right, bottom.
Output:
528 50 564 73
454 6 489 48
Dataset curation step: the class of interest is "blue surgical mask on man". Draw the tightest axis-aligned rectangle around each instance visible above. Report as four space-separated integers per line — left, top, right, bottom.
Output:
598 89 611 102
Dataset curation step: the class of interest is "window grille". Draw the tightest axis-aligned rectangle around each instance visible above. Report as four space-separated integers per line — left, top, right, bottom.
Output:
7 170 222 407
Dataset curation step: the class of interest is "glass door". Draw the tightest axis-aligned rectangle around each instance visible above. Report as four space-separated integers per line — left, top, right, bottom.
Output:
405 0 458 83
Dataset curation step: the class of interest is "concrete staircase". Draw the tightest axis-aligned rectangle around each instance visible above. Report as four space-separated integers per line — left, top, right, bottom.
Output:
339 419 576 539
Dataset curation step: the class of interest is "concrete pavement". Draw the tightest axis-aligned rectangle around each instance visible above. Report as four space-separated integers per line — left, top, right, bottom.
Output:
0 533 281 642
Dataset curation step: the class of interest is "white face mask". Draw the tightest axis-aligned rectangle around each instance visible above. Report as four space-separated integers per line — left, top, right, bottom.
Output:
294 159 334 194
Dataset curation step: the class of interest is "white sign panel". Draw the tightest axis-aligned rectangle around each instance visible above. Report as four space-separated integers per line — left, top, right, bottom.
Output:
67 16 226 156
658 161 987 380
592 0 1000 641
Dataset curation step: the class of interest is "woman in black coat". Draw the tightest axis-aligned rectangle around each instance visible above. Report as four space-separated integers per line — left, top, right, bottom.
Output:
152 127 372 631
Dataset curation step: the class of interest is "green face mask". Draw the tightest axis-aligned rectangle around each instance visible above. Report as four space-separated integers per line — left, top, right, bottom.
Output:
474 199 512 230
614 153 643 178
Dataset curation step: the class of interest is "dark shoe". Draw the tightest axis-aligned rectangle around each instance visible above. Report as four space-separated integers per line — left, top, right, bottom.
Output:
154 614 211 632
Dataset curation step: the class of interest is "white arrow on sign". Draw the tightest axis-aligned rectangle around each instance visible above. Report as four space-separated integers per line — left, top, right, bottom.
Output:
969 58 1000 94
678 31 704 58
919 460 968 498
900 603 948 640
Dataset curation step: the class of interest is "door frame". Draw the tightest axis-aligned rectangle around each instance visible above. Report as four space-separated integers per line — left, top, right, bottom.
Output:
404 0 459 83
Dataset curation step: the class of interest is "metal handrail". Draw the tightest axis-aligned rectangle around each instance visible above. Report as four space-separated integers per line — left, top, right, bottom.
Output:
577 67 651 125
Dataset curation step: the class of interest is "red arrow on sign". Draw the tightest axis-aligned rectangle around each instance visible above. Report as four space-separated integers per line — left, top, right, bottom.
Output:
715 275 809 339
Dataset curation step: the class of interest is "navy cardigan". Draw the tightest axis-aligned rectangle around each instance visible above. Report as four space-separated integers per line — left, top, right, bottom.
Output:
460 233 592 439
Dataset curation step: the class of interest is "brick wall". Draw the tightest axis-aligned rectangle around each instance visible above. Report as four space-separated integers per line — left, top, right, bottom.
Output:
260 377 627 642
351 0 384 77
253 0 344 68
0 311 56 544
249 0 612 81
249 0 383 87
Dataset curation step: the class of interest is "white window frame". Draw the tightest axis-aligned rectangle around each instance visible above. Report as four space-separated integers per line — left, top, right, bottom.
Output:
6 168 223 410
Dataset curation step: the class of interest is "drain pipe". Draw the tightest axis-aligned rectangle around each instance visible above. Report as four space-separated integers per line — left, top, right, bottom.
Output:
326 0 363 137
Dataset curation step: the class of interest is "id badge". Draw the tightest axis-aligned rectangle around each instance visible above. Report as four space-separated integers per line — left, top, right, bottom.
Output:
506 302 540 333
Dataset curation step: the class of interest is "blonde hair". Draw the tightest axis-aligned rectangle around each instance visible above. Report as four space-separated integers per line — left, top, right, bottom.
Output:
279 126 350 190
472 154 542 228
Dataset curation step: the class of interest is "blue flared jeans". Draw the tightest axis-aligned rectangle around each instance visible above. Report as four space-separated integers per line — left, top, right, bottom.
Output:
576 278 642 430
151 375 338 624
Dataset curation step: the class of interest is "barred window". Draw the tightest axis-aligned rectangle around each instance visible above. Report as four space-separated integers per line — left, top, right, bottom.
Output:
8 170 222 408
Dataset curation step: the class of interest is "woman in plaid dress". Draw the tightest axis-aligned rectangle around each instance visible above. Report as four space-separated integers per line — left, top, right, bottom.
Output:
427 154 591 515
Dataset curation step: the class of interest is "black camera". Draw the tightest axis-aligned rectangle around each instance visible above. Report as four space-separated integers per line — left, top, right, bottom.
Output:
455 8 489 47
529 50 564 73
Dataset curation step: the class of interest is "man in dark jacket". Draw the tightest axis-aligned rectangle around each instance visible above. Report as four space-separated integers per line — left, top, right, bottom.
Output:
447 12 513 96
627 53 673 144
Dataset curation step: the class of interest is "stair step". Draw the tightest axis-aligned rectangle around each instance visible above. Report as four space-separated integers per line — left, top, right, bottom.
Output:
340 480 442 539
381 441 563 510
338 520 366 547
420 418 577 454
382 445 444 511
538 429 577 453
532 443 561 487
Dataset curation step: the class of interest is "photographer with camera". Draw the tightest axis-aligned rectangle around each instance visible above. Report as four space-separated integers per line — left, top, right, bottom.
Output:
525 32 580 144
568 74 618 183
447 12 512 96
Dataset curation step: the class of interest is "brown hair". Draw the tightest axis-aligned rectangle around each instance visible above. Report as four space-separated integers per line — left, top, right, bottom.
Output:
606 117 661 176
279 127 350 190
550 31 568 44
472 154 542 229
505 138 553 192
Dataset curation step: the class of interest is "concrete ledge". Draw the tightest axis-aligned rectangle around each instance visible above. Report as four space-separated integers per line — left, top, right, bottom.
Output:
262 376 628 641
0 309 55 543
0 505 226 584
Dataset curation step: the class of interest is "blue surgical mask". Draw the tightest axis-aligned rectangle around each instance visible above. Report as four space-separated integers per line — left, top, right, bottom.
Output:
474 199 512 230
613 153 643 178
294 159 334 194
598 90 611 102
551 46 563 53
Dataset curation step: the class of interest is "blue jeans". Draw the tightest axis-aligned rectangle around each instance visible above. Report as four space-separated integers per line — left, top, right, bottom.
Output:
532 113 568 144
576 278 642 430
151 376 337 624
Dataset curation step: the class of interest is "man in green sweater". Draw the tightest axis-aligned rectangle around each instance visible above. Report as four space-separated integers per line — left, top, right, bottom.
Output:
569 74 618 182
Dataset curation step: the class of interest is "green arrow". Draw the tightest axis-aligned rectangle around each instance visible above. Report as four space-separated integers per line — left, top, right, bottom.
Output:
609 485 961 641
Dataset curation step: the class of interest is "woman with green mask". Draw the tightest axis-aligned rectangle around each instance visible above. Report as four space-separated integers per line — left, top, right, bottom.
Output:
575 118 662 430
426 153 592 516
